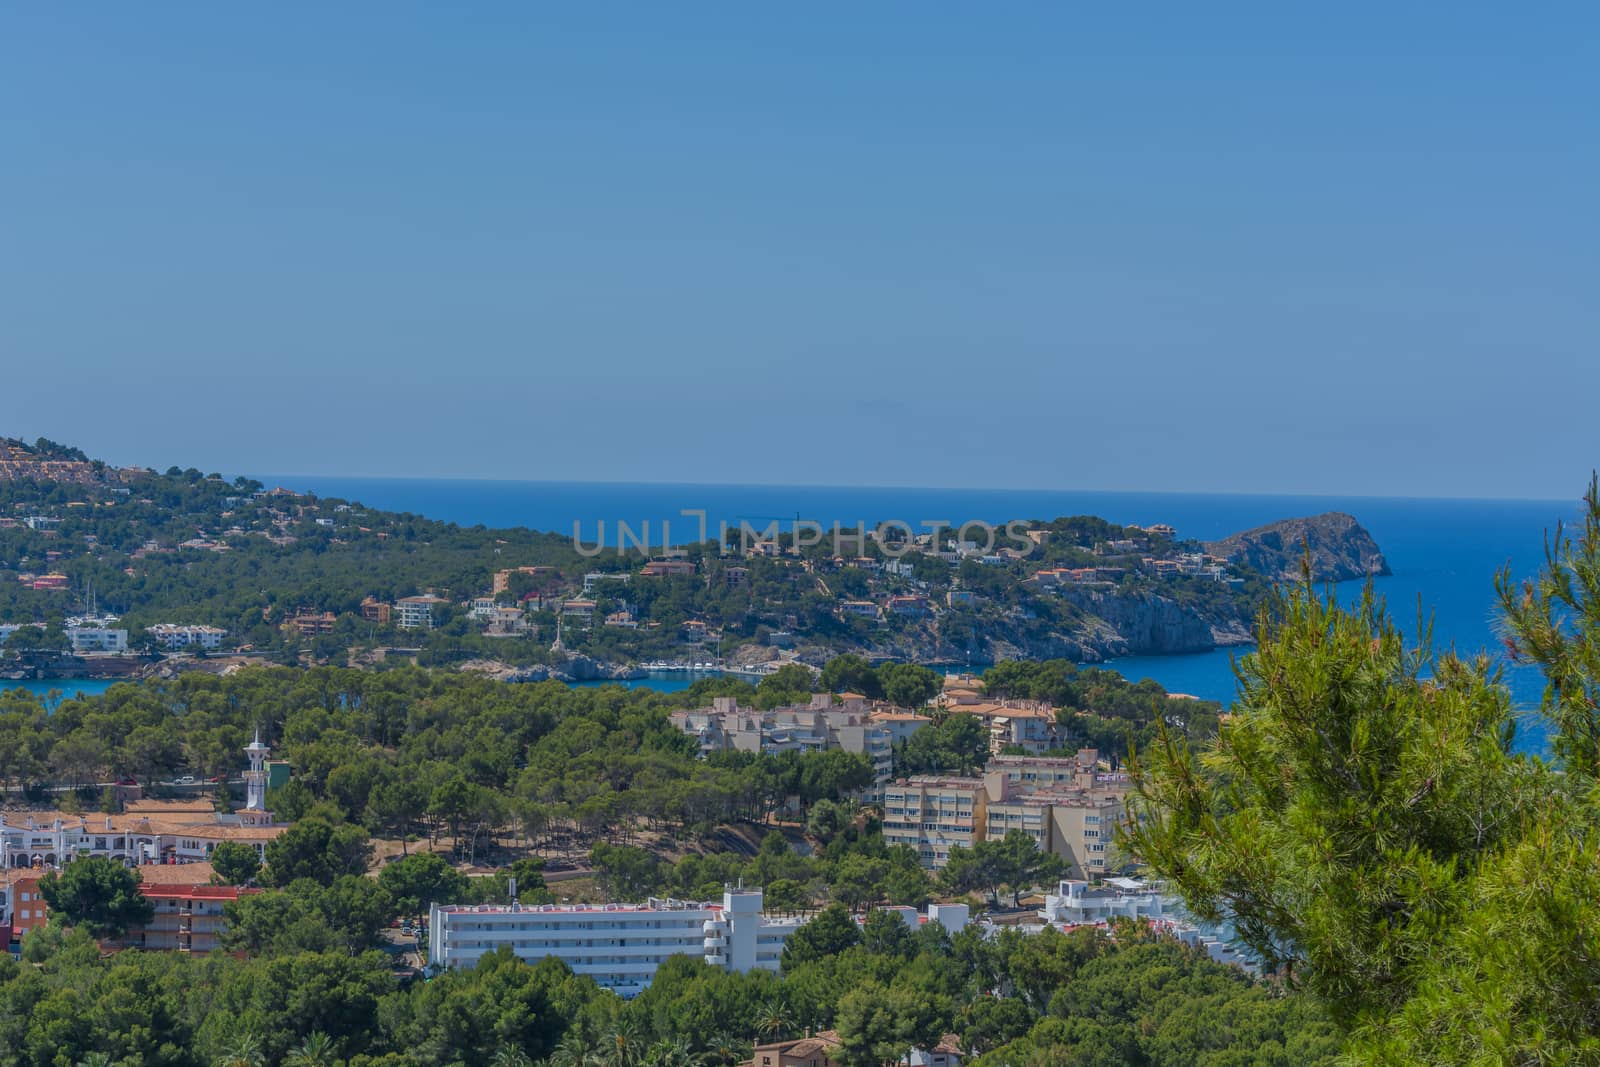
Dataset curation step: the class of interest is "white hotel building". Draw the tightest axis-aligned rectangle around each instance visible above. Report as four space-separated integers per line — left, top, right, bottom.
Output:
428 887 969 997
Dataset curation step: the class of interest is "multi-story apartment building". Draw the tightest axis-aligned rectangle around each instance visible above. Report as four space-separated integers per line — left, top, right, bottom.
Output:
147 623 227 651
884 757 1129 877
0 872 46 942
65 615 129 653
428 888 799 997
984 787 1124 878
360 596 392 624
671 696 923 798
283 610 337 636
935 675 1064 755
985 750 1128 793
868 709 935 747
4 860 256 953
429 887 968 998
882 776 986 866
121 881 257 953
396 594 449 630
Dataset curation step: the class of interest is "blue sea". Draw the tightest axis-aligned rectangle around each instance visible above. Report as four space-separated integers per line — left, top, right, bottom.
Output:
18 477 1584 753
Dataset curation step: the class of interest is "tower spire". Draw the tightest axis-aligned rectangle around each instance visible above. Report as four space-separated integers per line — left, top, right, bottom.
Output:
243 728 270 813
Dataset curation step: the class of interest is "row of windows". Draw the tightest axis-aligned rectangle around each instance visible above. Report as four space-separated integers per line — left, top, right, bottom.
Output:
447 947 690 964
449 933 703 947
454 919 704 932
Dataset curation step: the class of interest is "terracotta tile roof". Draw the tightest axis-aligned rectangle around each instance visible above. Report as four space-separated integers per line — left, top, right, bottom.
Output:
3 811 287 841
124 799 217 815
131 861 216 885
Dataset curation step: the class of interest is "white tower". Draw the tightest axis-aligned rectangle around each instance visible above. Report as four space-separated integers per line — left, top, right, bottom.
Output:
244 728 270 812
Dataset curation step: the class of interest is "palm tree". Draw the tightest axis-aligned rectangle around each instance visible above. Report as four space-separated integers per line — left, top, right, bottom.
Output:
76 1055 114 1067
701 1033 747 1067
754 998 794 1043
544 1032 600 1067
601 1019 645 1067
492 1048 534 1067
284 1032 337 1067
642 1039 697 1067
214 1033 265 1067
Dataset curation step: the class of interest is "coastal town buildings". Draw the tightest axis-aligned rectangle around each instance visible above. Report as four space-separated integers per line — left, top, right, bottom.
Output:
640 559 695 578
0 872 46 941
936 676 1065 755
883 753 1128 876
0 735 287 872
283 610 337 636
492 565 557 595
670 696 927 798
0 622 37 644
882 776 985 864
3 861 259 954
429 887 801 997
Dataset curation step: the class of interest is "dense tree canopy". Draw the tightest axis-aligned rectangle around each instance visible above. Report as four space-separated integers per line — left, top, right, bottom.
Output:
36 856 154 939
1127 481 1600 1063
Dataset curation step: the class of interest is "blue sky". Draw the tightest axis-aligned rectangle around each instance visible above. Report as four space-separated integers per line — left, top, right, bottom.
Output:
1 5 1595 498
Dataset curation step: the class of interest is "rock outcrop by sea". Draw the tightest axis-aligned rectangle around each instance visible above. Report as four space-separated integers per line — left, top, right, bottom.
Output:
1205 512 1391 583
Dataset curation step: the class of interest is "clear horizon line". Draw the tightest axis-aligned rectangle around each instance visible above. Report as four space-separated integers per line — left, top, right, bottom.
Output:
247 469 1578 508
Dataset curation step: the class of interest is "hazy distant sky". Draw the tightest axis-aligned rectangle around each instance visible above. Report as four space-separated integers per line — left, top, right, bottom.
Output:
2 5 1595 498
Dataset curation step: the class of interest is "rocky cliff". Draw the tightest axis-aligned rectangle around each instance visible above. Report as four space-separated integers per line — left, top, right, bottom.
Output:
1205 512 1390 583
786 512 1389 667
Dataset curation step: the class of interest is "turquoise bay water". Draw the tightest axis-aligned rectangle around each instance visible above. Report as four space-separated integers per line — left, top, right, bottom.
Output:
2 678 118 703
571 671 714 694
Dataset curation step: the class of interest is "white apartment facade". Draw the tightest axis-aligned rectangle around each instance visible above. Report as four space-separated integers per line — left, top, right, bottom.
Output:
0 623 35 645
148 624 227 651
1039 877 1165 926
428 887 969 997
65 615 128 654
427 888 803 997
395 595 448 630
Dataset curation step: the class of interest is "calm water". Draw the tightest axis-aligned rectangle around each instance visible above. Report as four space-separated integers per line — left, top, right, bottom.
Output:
2 678 119 703
571 670 715 694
